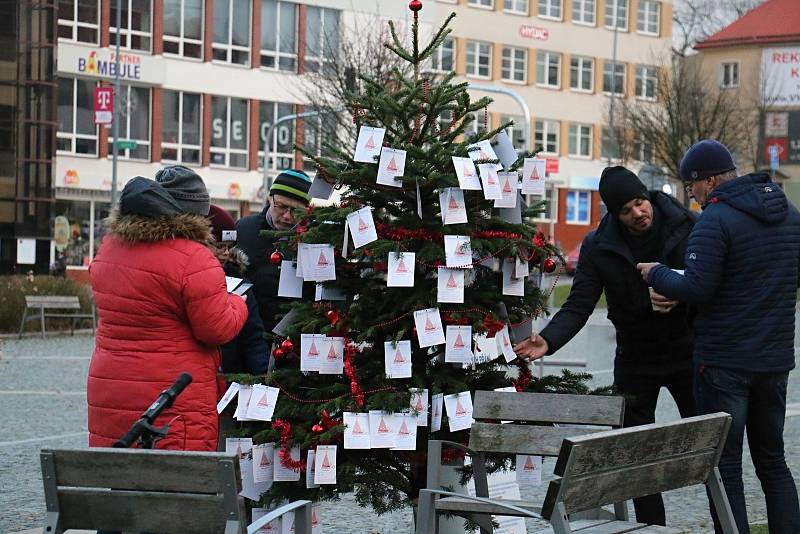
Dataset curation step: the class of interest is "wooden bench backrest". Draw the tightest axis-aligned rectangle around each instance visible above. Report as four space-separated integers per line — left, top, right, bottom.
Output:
41 448 246 534
541 412 732 520
25 295 81 309
468 391 625 456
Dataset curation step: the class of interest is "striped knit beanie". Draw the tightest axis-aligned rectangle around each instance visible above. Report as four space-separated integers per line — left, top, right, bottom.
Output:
270 169 312 205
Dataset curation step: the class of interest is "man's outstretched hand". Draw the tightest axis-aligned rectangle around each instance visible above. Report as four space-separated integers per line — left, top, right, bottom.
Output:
513 334 549 361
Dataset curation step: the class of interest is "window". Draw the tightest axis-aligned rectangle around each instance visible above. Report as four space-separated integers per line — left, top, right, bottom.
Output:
601 128 620 160
532 186 557 221
57 77 97 155
504 0 528 14
431 36 455 72
568 123 592 157
636 0 660 35
108 85 151 160
538 0 562 19
572 0 595 25
720 62 739 88
501 114 525 148
306 6 340 74
501 46 527 83
163 0 203 58
161 90 201 164
465 110 488 138
438 110 454 135
635 65 657 99
211 96 249 168
604 0 627 30
566 190 590 224
466 40 492 78
633 136 654 162
468 0 493 7
602 61 625 95
258 101 295 170
109 0 152 51
570 56 593 91
536 50 560 87
302 116 337 171
58 0 99 43
213 0 250 65
535 119 559 154
261 0 297 71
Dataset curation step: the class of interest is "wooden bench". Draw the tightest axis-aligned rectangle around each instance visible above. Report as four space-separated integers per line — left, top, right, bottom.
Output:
18 295 95 338
416 390 626 534
40 448 314 534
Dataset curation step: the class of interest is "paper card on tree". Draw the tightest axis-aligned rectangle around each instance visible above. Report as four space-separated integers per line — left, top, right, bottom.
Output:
311 505 323 534
313 445 337 485
522 158 546 196
444 235 472 269
226 437 254 465
510 320 533 345
377 147 406 187
409 388 429 427
277 260 303 298
498 201 522 225
319 336 344 375
300 244 336 282
502 259 525 297
217 382 239 413
354 125 385 162
514 257 529 279
387 252 415 287
452 156 482 190
494 130 518 169
469 140 499 164
343 412 371 449
444 391 475 432
494 172 519 208
309 175 335 200
239 458 270 502
391 413 418 450
346 207 378 249
271 308 300 336
235 385 256 421
306 449 319 488
479 164 503 200
300 334 325 372
315 283 346 301
273 446 301 482
280 511 296 534
495 325 517 363
251 507 281 534
413 308 446 347
437 267 465 304
369 410 397 448
384 340 412 378
245 385 279 421
475 333 500 362
439 188 468 225
252 443 276 484
446 325 473 363
516 454 543 486
431 393 444 432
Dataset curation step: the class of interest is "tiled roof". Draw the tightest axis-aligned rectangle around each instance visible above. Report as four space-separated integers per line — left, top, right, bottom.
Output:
695 0 800 50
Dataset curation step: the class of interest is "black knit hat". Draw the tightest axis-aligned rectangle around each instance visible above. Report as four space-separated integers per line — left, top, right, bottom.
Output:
270 169 312 205
599 166 649 215
155 165 210 215
120 177 185 217
679 139 736 182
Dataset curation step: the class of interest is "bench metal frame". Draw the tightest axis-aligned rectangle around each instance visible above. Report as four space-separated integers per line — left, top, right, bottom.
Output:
18 295 96 338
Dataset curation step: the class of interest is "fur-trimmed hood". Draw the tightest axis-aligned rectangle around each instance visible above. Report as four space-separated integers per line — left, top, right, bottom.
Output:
220 246 250 277
104 211 213 245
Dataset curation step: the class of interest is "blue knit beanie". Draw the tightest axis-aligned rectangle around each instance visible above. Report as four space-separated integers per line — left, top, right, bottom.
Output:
679 140 736 182
270 169 312 205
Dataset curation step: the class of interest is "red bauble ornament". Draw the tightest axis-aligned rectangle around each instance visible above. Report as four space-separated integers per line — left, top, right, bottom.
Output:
280 339 294 352
312 424 324 434
270 251 283 265
543 257 557 273
272 347 285 358
325 309 340 325
409 0 423 12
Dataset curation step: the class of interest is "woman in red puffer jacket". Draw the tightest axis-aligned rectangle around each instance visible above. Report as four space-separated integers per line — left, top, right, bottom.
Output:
87 167 248 451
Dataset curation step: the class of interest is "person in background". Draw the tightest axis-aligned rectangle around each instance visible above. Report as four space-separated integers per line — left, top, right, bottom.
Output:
638 140 800 534
514 166 698 526
87 166 248 452
236 169 313 333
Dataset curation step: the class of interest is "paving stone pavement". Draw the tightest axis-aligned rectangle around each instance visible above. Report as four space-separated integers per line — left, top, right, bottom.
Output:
1 319 798 533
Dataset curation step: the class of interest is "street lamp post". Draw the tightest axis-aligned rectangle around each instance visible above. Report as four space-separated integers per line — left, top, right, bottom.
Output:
110 0 122 208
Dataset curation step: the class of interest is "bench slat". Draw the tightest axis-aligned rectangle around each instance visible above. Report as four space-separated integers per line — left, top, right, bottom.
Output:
435 496 541 516
554 414 730 476
25 296 82 309
46 448 239 493
468 422 603 456
473 391 625 426
57 487 233 534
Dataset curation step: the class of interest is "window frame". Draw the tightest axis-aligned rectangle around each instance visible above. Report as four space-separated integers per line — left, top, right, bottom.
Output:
58 0 100 44
720 61 740 89
107 84 152 161
636 0 660 36
566 190 591 225
604 0 628 30
569 56 594 92
431 36 456 73
568 123 593 158
304 6 340 74
260 0 298 72
163 0 204 60
538 0 563 20
633 135 654 162
501 45 528 83
57 77 98 156
534 119 560 155
210 96 249 169
536 50 561 88
467 0 495 9
501 114 526 148
212 0 252 66
257 100 296 171
503 0 529 15
602 61 626 96
531 185 558 223
465 40 492 79
601 127 621 160
161 90 202 165
635 64 658 100
109 0 153 52
571 0 595 26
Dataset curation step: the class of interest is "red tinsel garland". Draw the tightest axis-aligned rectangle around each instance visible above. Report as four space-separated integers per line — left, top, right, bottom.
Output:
343 340 365 407
511 359 533 392
272 419 306 471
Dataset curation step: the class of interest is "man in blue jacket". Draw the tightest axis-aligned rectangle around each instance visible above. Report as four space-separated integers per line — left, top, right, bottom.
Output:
638 139 800 534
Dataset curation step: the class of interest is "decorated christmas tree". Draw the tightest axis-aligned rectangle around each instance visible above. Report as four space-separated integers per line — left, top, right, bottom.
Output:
227 0 598 518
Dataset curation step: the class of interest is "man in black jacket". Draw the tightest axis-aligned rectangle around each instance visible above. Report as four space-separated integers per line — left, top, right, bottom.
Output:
236 169 313 333
514 166 697 526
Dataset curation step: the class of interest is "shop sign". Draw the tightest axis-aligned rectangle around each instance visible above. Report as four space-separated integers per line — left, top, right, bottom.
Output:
58 42 165 85
519 25 549 41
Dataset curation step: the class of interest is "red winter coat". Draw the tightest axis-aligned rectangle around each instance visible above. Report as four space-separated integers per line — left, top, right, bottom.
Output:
87 213 248 451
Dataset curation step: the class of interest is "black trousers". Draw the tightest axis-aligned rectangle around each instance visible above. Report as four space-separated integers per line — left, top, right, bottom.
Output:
614 363 696 525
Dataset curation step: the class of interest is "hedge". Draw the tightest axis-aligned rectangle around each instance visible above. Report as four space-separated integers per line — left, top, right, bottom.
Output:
0 275 94 334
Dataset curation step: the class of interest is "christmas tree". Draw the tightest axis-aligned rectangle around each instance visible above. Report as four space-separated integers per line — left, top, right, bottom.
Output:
229 0 597 517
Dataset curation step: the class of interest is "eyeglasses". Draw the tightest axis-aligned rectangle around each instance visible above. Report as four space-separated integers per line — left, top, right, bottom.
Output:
683 181 694 193
271 199 302 214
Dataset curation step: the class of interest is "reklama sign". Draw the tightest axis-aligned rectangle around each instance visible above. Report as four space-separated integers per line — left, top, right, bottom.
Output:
762 47 800 106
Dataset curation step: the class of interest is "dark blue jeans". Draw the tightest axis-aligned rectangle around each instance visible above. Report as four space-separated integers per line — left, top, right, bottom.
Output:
695 365 800 534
